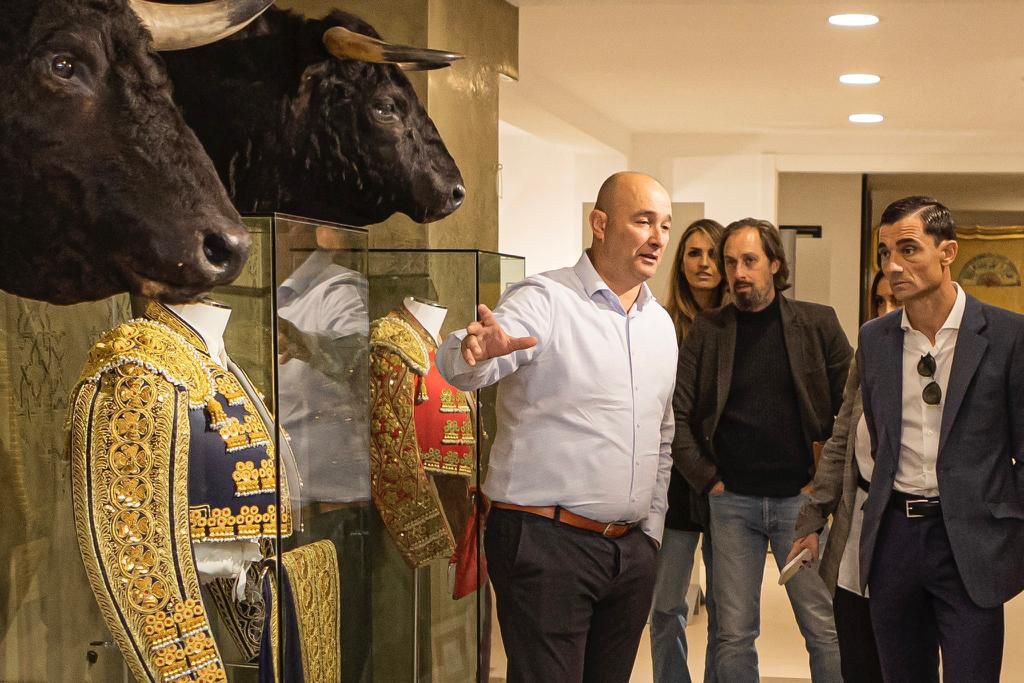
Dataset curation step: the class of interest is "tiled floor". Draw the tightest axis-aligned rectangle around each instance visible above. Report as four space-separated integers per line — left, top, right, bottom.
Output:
490 554 1024 682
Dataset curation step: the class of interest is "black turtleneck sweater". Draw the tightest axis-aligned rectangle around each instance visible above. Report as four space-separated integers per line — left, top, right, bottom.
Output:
713 295 812 497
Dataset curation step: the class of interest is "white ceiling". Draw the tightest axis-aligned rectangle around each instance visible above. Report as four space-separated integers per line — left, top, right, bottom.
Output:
506 0 1024 139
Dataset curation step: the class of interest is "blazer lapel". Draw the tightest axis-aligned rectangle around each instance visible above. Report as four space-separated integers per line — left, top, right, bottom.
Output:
780 296 807 373
938 297 987 457
714 306 737 432
780 296 814 446
878 316 904 468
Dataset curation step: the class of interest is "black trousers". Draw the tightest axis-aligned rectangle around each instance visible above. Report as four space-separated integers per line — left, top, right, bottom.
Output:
833 587 882 682
485 507 658 683
869 504 1003 683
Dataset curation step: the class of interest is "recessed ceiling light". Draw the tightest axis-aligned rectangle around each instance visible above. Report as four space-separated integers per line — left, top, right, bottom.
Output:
829 13 880 27
849 113 884 124
840 73 881 85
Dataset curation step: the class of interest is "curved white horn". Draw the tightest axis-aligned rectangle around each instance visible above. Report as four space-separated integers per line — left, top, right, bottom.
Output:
323 26 464 69
129 0 274 52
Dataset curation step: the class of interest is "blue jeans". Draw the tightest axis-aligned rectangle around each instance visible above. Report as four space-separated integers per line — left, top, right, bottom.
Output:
650 528 717 683
709 491 840 683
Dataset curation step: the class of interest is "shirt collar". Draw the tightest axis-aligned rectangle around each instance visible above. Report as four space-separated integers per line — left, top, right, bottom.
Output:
279 250 334 299
900 282 967 333
573 251 654 312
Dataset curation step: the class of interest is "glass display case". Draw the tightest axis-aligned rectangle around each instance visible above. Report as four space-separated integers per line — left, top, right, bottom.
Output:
0 216 524 683
366 249 525 683
0 214 368 683
212 214 372 683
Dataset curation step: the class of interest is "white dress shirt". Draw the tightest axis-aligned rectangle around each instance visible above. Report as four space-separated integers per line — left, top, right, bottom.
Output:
436 252 678 542
894 284 966 497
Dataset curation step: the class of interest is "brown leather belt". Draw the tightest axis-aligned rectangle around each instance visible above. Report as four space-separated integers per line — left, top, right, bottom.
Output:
491 502 638 538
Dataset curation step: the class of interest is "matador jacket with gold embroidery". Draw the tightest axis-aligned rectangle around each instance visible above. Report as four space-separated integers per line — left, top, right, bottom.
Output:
68 302 294 683
369 308 477 570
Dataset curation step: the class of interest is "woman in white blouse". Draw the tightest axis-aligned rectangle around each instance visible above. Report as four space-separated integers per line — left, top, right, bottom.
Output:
788 270 898 683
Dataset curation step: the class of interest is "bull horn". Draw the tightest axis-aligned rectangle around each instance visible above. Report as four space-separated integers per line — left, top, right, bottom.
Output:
323 26 464 71
129 0 274 51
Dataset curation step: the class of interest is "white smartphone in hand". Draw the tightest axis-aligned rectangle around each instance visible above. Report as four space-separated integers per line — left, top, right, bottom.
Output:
778 548 813 585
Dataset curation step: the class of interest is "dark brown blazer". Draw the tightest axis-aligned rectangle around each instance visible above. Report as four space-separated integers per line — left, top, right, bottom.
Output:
672 295 853 497
795 360 864 594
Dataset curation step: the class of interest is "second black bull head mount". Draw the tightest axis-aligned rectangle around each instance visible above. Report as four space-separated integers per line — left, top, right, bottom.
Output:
0 0 465 305
162 6 466 227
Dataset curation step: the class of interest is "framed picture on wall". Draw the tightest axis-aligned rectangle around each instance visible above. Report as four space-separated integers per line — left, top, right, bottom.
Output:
952 225 1024 313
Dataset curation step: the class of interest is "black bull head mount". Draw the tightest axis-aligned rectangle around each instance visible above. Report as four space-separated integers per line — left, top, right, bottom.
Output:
0 1 465 305
0 0 271 305
161 8 467 227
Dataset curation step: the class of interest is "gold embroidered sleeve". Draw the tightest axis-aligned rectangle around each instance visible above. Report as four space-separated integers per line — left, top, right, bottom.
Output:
369 349 455 568
265 540 342 682
70 362 227 682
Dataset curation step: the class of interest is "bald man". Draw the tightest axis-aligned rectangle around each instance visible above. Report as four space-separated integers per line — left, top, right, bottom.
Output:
437 172 678 683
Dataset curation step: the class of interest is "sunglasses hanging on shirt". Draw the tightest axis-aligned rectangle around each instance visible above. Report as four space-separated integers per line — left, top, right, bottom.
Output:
917 353 942 406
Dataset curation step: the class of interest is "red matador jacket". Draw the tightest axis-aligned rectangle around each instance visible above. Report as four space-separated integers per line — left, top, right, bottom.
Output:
369 308 485 597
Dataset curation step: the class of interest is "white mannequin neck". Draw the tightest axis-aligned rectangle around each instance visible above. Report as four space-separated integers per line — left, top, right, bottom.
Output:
168 299 231 366
403 296 447 341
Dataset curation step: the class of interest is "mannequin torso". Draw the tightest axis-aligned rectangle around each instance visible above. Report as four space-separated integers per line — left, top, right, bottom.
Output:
403 296 447 342
168 299 231 367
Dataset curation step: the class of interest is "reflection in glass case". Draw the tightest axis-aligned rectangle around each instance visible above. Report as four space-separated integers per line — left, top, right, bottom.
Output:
215 214 372 683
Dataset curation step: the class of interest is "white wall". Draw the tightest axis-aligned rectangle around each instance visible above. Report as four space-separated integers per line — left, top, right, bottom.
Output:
497 121 626 276
778 173 863 342
629 132 1024 341
669 154 778 226
501 119 1024 319
868 173 1024 222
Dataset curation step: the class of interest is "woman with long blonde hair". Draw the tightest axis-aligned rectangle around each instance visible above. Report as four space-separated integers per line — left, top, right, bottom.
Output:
664 219 728 339
652 218 726 683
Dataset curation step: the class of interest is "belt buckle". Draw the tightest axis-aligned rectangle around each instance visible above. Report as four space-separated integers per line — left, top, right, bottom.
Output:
905 498 930 518
602 522 618 537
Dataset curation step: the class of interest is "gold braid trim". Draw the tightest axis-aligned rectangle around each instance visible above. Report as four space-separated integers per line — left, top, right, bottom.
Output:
271 540 342 682
369 347 455 568
144 301 208 353
267 566 282 683
369 315 430 376
421 447 475 478
70 363 226 682
80 319 213 410
188 504 289 542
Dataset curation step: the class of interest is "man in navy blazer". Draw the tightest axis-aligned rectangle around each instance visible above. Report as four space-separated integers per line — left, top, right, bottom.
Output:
858 196 1024 681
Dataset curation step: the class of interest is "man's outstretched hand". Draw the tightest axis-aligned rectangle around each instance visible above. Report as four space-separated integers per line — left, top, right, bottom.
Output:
460 304 538 366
